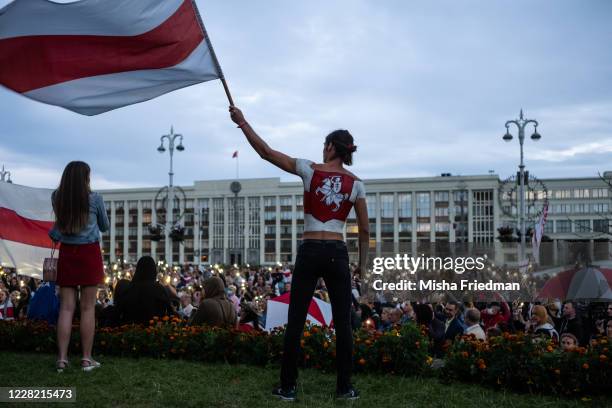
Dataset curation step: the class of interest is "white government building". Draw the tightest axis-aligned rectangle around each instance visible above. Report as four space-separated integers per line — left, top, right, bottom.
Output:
98 171 612 267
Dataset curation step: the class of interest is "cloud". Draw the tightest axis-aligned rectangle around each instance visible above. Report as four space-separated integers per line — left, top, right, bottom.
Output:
0 0 611 188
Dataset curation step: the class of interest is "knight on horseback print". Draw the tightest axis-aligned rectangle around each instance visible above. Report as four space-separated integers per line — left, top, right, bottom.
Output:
315 176 348 211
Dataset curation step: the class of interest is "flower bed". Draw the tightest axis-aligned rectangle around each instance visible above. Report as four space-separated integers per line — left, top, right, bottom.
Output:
3 319 609 397
444 332 611 397
0 318 429 376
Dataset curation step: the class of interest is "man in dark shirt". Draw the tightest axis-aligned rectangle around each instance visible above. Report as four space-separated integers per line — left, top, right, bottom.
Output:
558 301 585 346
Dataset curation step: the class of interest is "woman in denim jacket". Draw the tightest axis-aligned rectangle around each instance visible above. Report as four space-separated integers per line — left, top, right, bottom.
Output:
49 161 109 372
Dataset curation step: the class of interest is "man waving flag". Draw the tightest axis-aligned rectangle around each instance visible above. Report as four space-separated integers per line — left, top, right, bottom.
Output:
0 0 230 115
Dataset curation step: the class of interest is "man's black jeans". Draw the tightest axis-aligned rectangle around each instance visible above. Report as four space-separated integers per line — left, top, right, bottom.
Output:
280 239 353 392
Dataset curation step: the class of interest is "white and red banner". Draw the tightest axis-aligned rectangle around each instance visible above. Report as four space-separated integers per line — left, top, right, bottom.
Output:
0 0 221 115
264 292 333 332
532 200 549 264
0 182 55 278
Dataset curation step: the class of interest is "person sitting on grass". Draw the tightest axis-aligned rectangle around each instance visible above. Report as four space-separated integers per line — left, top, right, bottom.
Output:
115 256 174 325
189 276 237 328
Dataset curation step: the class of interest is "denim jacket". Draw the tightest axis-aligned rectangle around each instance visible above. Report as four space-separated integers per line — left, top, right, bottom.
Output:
48 191 109 244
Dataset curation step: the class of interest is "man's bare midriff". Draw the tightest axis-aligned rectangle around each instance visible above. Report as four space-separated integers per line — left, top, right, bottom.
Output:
302 231 344 241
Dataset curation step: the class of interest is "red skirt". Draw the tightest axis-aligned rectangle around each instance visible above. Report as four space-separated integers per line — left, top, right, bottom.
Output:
57 242 104 287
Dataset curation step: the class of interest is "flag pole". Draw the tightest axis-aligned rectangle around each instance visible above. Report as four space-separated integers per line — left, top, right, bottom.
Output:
190 0 235 106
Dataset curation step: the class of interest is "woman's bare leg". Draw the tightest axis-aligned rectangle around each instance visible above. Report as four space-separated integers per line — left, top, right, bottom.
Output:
79 285 98 360
57 286 77 361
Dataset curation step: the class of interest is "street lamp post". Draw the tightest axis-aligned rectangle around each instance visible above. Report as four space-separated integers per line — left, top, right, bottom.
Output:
157 126 185 265
503 109 541 265
0 165 12 183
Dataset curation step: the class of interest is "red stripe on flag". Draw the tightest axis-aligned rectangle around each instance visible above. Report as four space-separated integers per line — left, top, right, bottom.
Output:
0 0 204 93
0 207 55 249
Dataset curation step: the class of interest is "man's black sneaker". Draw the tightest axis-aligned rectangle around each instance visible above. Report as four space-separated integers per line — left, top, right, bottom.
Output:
336 386 360 400
272 385 297 401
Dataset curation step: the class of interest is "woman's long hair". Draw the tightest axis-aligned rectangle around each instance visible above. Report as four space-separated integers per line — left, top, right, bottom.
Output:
53 161 91 234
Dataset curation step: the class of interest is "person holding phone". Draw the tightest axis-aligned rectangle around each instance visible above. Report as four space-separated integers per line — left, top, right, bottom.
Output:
230 106 369 401
49 161 109 372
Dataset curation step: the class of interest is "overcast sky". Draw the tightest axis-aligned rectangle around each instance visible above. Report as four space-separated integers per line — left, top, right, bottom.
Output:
1 0 611 190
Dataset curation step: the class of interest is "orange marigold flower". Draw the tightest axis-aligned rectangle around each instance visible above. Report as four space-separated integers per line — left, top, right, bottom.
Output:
311 327 319 334
303 331 311 338
582 363 589 369
358 358 366 366
323 341 329 349
554 369 560 375
546 345 554 352
149 320 154 325
162 316 169 322
461 351 469 358
600 355 608 362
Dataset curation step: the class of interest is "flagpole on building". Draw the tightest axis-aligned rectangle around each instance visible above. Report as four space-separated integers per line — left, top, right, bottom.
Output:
190 0 235 107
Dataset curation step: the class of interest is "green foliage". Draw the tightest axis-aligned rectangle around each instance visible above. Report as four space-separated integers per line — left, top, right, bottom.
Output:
444 332 612 397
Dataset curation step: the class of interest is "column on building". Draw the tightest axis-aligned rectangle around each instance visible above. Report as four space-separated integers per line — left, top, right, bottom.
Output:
291 195 297 262
467 189 474 243
449 190 456 243
194 198 201 265
411 192 417 255
275 195 281 263
151 199 157 260
393 192 399 254
375 193 381 258
110 201 116 263
429 190 435 243
259 196 265 265
137 200 143 259
178 198 185 265
123 200 129 263
223 196 229 264
244 197 250 264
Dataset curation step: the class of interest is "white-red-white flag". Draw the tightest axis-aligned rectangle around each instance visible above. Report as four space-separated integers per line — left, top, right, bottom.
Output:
0 0 221 115
0 182 56 278
532 200 549 265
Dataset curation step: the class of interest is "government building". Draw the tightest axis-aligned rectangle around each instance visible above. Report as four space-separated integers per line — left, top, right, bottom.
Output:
98 171 612 268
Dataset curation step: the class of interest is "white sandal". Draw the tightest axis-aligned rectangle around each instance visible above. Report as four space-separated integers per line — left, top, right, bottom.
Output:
56 359 69 373
81 358 101 372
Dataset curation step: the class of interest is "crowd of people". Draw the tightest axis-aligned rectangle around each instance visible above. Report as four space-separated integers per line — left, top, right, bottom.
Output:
2 260 612 358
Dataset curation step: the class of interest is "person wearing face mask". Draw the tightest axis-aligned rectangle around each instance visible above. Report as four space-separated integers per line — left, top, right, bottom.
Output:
481 296 510 332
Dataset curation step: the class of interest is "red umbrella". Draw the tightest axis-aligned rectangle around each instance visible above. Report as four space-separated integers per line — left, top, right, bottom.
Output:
538 266 612 301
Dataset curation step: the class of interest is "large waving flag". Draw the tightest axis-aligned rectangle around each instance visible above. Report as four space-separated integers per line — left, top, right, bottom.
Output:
0 0 223 115
0 182 55 278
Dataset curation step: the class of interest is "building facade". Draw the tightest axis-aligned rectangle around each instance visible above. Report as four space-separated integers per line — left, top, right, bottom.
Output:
98 172 612 267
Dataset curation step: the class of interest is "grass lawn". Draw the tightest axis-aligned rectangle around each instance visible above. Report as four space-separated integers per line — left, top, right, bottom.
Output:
0 352 606 407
